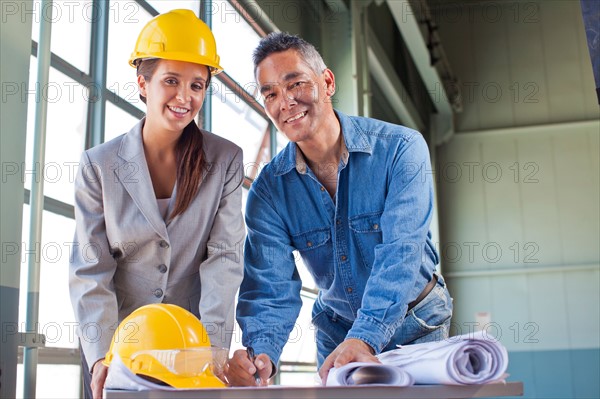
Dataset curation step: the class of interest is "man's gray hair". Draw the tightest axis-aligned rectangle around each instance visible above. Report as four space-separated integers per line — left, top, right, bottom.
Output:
253 32 327 78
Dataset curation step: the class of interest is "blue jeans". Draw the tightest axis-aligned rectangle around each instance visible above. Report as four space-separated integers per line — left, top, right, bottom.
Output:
312 274 453 368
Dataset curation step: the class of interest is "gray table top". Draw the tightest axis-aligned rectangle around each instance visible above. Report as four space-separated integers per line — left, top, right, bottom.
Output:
105 381 523 399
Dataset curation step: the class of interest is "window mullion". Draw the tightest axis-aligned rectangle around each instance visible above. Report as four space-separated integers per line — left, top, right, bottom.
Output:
86 0 110 149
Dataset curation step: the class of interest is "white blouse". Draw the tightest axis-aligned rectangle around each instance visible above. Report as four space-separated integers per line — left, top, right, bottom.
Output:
157 197 170 221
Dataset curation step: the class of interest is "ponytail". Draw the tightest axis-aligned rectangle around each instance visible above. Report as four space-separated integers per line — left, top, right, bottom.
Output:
170 120 206 220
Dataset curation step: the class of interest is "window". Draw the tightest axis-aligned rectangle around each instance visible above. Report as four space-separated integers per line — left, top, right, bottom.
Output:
106 1 153 112
19 1 93 397
146 0 200 15
211 83 269 177
211 0 261 89
17 365 80 399
31 0 92 73
25 61 87 206
18 206 80 399
104 100 139 142
19 208 77 350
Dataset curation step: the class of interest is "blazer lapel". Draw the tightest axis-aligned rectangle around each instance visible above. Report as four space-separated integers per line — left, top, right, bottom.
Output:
114 118 169 241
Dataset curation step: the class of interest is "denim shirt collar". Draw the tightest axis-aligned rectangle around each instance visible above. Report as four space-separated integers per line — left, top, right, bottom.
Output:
273 109 373 176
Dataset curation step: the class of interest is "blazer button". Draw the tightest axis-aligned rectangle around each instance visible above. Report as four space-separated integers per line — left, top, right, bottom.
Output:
158 264 167 273
153 288 163 298
159 240 169 248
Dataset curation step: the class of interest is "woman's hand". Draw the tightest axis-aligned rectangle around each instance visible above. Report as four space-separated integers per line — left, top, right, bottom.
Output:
91 360 108 399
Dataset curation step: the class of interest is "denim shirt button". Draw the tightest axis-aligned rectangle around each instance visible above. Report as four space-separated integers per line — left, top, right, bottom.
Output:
373 224 379 230
340 255 347 261
307 241 313 247
347 287 353 293
336 219 341 225
320 186 325 191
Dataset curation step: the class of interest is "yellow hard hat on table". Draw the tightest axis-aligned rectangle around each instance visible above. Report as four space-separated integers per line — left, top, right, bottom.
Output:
103 303 227 388
129 9 223 75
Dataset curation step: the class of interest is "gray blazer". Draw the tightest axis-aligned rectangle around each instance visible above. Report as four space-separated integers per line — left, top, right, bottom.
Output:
69 119 245 368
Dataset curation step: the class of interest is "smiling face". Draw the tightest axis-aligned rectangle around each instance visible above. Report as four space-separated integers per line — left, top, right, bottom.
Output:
256 50 336 144
138 59 209 135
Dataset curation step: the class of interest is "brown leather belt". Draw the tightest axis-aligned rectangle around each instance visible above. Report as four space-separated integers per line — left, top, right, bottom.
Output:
407 274 438 311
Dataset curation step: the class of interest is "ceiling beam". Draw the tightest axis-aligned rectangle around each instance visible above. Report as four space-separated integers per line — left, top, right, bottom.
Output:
386 0 457 145
366 25 425 131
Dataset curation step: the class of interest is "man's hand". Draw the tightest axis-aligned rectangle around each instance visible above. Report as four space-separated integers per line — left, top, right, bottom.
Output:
91 360 108 399
226 349 273 387
318 338 380 384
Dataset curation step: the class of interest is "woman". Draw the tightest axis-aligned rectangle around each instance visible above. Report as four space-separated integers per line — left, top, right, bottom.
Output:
69 10 244 398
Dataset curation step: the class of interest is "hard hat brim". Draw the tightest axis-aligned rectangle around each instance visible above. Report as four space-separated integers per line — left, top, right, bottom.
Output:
129 54 223 75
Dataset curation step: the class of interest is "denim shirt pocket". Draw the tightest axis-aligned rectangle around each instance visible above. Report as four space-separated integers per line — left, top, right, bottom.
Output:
291 227 334 288
349 211 383 270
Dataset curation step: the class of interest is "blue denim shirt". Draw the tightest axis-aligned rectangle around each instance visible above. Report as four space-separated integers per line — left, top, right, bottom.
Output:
237 110 439 365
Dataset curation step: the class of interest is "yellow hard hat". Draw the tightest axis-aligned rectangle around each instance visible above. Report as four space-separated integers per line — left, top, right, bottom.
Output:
103 304 227 388
129 9 223 75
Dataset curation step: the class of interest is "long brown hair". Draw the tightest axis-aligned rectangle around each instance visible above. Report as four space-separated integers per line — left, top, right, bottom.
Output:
136 58 211 220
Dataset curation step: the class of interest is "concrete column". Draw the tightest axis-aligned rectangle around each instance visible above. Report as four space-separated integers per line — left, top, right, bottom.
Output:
0 1 34 398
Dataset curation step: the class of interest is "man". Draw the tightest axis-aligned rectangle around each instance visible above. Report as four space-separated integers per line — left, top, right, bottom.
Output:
227 32 452 386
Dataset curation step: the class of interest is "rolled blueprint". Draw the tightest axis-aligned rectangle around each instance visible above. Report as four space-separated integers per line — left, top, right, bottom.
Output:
377 330 508 385
326 362 414 387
